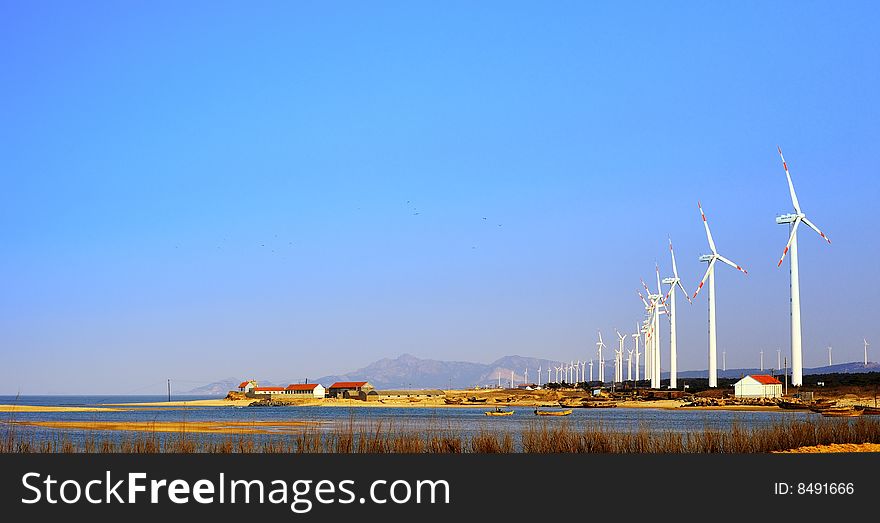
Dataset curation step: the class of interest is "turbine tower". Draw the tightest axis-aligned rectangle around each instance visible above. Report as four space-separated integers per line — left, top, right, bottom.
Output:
692 201 748 388
760 350 764 372
775 147 832 387
827 346 832 366
662 238 692 389
865 339 870 367
537 366 541 387
589 359 594 382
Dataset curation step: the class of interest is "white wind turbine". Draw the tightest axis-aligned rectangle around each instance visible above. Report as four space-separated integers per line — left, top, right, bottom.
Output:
827 346 832 367
524 368 529 386
775 147 831 387
589 359 594 382
580 361 585 384
865 339 870 367
547 367 551 385
638 293 653 383
692 201 748 388
632 326 641 382
661 239 692 389
626 349 633 381
537 366 541 387
640 271 667 389
596 331 606 383
615 330 627 383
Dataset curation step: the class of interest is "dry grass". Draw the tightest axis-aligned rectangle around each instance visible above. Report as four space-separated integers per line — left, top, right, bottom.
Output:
3 416 880 453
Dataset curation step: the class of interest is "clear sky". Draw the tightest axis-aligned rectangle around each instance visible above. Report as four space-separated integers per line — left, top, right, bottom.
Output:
2 1 878 394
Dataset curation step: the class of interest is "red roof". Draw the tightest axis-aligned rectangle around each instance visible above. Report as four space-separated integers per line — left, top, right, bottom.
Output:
329 381 368 389
238 381 253 388
286 383 320 391
253 386 285 392
749 375 781 385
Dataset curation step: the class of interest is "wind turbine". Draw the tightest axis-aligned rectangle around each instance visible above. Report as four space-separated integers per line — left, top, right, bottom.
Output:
615 330 627 383
547 367 551 385
760 350 764 372
524 368 529 386
865 339 870 367
589 359 594 382
692 201 748 388
641 271 667 389
632 326 641 382
596 331 606 383
775 147 832 387
580 361 585 384
537 366 541 387
777 349 781 372
827 346 832 367
626 349 633 381
662 239 691 389
638 292 653 384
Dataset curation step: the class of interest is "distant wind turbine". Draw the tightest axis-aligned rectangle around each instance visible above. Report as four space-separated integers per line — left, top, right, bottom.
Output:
662 238 692 389
692 201 748 387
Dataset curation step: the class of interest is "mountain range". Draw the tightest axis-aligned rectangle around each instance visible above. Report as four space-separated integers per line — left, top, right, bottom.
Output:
183 354 880 394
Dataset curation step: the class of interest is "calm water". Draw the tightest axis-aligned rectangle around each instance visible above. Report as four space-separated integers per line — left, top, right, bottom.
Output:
1 395 820 447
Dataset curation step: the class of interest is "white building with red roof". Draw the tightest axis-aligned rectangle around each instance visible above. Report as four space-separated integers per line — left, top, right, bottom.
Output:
734 374 782 398
238 380 257 392
285 383 326 398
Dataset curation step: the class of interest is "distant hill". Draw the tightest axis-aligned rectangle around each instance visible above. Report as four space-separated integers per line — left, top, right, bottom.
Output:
671 361 880 379
183 377 284 395
312 353 564 390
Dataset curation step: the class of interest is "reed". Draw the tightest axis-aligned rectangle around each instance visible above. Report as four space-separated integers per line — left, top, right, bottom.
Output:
3 416 879 453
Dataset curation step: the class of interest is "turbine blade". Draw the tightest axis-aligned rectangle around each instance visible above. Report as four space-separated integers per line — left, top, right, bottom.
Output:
692 257 717 300
777 218 802 267
669 238 679 278
676 280 692 304
777 146 802 215
637 291 650 308
655 263 662 295
717 254 748 275
801 216 832 244
698 201 717 253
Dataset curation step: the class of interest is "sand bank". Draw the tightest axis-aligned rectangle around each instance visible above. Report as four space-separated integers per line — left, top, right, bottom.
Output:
10 420 322 435
0 404 129 413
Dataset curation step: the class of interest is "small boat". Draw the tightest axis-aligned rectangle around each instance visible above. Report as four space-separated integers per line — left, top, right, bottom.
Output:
468 397 488 403
444 398 463 405
534 409 572 416
581 402 616 408
485 407 513 416
777 400 810 410
854 405 880 415
820 407 863 417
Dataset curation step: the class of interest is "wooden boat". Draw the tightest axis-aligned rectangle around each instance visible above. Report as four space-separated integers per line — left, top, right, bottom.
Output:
820 407 863 417
581 402 616 408
444 398 463 405
777 400 810 410
854 405 880 415
468 396 488 403
534 409 573 416
485 408 513 416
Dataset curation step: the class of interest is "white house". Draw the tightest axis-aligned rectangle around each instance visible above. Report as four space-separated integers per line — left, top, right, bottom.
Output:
734 375 783 398
238 380 257 393
285 383 326 398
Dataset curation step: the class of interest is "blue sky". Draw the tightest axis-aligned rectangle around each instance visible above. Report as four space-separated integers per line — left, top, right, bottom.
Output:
1 1 878 394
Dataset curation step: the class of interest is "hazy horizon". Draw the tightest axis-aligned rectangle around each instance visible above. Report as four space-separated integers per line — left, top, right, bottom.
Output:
2 1 879 394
